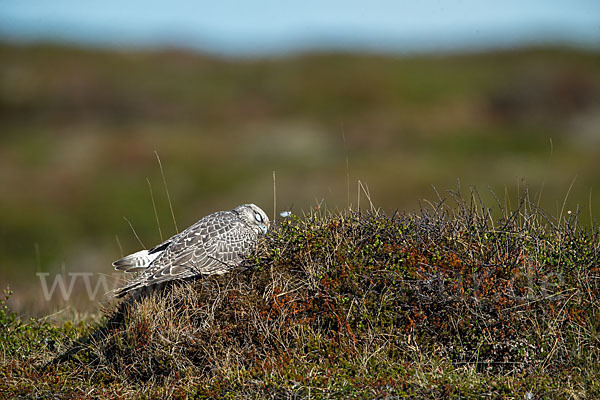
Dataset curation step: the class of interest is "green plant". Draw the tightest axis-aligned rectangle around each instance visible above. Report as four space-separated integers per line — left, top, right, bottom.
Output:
2 189 600 399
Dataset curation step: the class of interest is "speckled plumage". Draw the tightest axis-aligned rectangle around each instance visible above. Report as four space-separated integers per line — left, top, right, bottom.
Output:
113 204 269 297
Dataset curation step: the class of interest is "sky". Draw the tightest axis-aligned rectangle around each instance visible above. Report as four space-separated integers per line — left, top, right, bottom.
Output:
1 0 599 55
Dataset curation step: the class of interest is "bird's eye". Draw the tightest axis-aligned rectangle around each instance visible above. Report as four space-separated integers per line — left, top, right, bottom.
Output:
255 213 263 223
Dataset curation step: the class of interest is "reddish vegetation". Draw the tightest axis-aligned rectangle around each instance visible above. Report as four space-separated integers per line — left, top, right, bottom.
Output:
2 192 599 398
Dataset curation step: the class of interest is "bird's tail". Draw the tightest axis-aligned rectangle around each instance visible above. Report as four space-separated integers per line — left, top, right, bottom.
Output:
112 250 160 272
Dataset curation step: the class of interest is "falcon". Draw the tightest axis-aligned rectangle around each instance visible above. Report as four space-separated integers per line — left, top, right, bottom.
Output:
113 203 269 297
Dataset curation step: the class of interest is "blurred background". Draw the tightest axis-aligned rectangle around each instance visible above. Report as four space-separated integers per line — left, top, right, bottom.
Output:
1 1 600 315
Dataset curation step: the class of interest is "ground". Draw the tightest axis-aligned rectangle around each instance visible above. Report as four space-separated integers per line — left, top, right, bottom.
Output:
1 191 599 399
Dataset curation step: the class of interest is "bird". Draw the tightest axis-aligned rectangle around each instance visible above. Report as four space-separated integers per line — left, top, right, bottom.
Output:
113 203 269 298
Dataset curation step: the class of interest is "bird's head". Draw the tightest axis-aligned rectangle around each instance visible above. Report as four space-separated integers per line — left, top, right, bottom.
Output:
234 204 270 235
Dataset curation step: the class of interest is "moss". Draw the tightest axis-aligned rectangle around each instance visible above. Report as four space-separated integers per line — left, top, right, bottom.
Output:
2 190 600 398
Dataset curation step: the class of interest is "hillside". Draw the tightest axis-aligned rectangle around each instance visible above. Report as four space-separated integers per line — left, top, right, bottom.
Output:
1 192 599 399
2 43 600 314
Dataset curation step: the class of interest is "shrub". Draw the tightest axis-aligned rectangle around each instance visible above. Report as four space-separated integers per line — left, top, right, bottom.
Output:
82 190 600 397
3 189 600 398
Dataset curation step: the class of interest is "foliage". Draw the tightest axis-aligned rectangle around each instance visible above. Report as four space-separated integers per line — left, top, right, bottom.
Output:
1 190 599 398
0 288 98 397
2 43 600 305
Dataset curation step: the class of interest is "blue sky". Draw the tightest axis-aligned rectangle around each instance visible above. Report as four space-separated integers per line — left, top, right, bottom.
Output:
1 0 599 55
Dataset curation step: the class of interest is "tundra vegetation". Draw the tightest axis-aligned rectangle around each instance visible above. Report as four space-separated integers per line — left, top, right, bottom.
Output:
1 189 599 399
2 44 600 314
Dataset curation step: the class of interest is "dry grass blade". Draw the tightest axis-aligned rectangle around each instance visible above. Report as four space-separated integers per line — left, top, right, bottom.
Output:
155 151 178 234
147 177 163 241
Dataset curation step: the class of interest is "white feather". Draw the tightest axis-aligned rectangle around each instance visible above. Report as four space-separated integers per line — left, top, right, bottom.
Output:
113 249 162 272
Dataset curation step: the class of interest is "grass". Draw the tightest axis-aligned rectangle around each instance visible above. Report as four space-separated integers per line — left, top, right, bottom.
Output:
1 189 599 398
2 43 600 314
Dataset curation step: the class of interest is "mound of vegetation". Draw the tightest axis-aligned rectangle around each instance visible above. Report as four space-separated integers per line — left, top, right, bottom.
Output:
2 190 599 398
